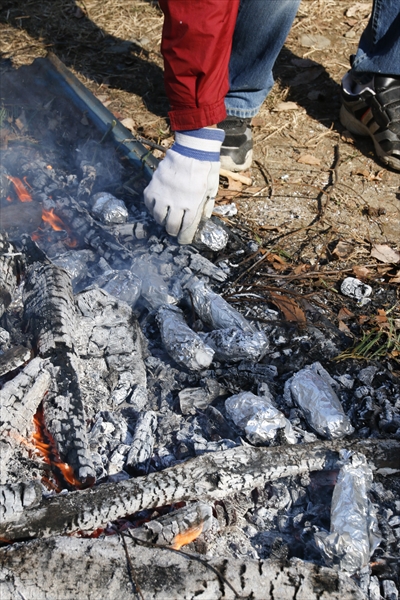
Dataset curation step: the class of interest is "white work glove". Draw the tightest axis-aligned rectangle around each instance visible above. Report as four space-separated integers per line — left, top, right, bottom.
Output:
144 127 225 244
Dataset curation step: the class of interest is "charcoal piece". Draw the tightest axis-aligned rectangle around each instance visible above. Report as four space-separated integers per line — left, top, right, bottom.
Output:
125 411 157 475
188 253 228 282
0 346 32 377
91 192 128 224
202 327 269 362
0 234 18 318
0 437 398 542
156 305 214 371
178 381 221 416
133 502 214 547
23 263 76 355
0 481 42 524
186 278 254 332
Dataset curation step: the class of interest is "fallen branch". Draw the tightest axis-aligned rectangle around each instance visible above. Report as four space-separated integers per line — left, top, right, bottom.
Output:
0 438 398 542
220 168 252 186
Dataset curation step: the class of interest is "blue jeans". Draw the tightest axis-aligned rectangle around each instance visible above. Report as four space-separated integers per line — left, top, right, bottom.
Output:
225 0 301 117
225 0 400 117
351 0 400 79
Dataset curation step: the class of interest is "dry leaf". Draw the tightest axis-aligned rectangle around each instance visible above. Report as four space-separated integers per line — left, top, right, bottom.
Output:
371 244 400 264
338 320 352 334
338 307 354 321
120 117 136 133
358 315 369 325
273 101 299 112
332 240 354 259
251 116 265 127
225 176 242 192
352 265 371 279
297 154 321 166
293 263 310 275
269 291 306 324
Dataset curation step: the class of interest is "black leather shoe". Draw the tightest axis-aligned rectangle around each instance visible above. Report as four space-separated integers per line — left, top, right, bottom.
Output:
340 72 400 171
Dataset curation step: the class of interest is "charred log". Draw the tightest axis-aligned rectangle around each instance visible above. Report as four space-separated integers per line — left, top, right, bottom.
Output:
0 481 42 524
0 346 32 378
0 438 398 542
23 263 95 486
0 536 365 599
0 234 19 319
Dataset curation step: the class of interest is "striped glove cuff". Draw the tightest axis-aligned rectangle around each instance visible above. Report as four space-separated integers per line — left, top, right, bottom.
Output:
172 127 225 162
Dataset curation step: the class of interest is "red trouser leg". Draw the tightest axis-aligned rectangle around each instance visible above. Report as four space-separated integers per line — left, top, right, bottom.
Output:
159 0 240 131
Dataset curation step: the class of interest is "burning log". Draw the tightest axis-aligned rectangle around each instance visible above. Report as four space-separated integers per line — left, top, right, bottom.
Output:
125 411 157 475
0 535 365 599
0 234 18 319
23 262 95 486
0 438 398 542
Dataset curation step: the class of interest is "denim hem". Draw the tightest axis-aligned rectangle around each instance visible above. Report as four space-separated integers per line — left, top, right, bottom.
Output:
225 106 262 119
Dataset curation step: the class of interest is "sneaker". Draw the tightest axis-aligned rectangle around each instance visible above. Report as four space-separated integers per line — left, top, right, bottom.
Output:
217 116 253 172
340 72 400 171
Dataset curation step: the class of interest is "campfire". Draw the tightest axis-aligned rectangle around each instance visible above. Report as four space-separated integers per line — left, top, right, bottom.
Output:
1 56 400 600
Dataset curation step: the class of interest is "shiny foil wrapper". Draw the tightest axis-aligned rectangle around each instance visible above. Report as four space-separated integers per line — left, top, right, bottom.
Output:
193 219 229 251
91 192 129 224
202 327 269 362
289 368 354 439
156 305 214 371
187 279 254 333
315 451 382 574
96 269 142 306
225 392 296 446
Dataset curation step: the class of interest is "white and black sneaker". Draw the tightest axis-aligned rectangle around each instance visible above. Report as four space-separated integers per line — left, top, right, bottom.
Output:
340 71 400 171
217 116 253 172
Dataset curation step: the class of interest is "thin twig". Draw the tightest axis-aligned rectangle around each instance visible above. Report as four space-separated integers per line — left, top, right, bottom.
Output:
119 532 145 600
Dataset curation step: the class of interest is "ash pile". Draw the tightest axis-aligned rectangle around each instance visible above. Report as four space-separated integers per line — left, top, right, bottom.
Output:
1 58 400 600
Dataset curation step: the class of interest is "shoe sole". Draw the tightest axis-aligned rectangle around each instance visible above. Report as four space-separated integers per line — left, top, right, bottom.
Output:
220 149 253 172
340 105 400 171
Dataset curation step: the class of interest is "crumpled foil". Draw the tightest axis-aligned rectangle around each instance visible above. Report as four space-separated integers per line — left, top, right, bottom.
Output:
225 392 297 445
315 451 382 574
186 278 254 333
212 203 238 217
340 277 372 306
193 219 229 251
156 305 214 371
202 327 269 362
91 192 129 224
287 365 354 439
96 269 142 306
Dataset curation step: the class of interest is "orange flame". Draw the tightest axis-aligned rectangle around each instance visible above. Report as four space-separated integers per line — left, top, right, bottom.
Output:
32 405 84 490
41 208 66 232
171 523 204 550
6 176 32 202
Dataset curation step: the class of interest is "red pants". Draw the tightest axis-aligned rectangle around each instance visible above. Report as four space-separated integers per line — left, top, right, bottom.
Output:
159 0 240 131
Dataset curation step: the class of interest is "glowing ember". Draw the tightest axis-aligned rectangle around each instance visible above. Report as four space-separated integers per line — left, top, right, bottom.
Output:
6 176 32 202
32 405 84 491
171 523 204 550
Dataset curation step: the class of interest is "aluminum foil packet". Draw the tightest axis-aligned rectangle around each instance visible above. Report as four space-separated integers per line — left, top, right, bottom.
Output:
315 451 382 574
186 278 254 333
156 305 214 371
340 277 372 307
91 192 129 224
193 219 229 251
225 391 297 445
287 365 354 439
95 269 142 306
202 327 269 362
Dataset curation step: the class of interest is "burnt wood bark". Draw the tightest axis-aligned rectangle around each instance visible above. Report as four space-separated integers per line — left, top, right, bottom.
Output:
0 437 398 543
23 263 95 486
0 535 365 599
0 481 42 524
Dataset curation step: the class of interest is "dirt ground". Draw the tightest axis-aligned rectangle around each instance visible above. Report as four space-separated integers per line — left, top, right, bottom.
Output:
1 0 399 369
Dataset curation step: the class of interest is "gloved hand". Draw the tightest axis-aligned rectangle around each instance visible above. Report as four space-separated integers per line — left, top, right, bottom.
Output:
144 127 225 244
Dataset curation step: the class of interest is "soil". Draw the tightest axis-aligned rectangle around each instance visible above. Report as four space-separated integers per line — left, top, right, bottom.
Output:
1 0 399 370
